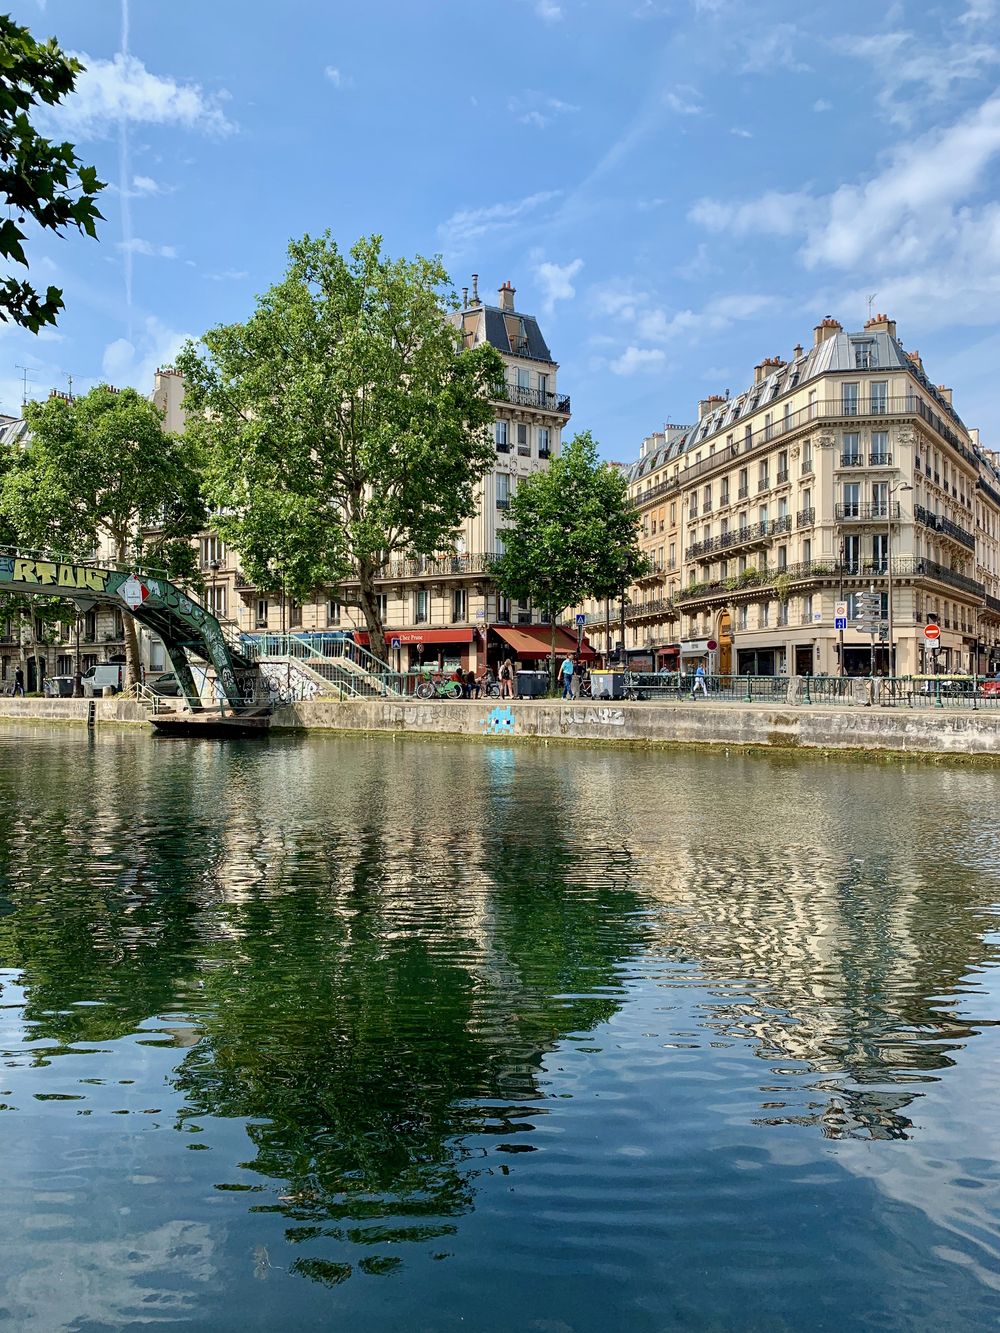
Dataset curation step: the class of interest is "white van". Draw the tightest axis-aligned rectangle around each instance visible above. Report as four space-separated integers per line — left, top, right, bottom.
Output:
80 663 125 696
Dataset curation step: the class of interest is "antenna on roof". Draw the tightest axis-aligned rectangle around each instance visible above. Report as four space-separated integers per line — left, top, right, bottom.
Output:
866 292 878 320
14 364 36 408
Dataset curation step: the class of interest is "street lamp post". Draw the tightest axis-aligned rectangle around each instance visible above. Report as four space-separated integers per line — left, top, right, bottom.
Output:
886 481 913 677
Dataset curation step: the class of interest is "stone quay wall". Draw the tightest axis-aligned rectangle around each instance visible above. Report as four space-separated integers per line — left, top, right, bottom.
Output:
271 697 1000 759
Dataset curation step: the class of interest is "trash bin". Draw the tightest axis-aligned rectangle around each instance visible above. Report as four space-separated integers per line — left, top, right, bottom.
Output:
589 669 625 699
516 669 549 699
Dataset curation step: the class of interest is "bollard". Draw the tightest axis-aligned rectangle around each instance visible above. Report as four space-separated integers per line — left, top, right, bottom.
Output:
803 675 812 705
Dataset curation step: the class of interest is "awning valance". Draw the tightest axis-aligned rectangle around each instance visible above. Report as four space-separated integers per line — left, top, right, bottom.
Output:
355 628 475 646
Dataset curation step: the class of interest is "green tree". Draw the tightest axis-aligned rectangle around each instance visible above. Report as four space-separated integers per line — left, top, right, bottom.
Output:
492 431 649 680
1 385 206 683
0 15 104 330
177 233 504 664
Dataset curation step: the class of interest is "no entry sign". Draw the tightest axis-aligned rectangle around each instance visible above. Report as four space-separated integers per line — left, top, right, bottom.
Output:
923 624 941 641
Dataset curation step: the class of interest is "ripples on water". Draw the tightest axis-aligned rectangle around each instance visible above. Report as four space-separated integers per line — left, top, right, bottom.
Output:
0 728 998 1330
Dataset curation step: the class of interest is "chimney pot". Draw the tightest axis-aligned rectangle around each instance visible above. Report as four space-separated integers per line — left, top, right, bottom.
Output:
471 273 479 305
813 316 842 346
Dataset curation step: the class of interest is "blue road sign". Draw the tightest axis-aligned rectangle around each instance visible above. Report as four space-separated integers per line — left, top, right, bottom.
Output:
390 637 401 649
834 616 847 630
575 614 586 625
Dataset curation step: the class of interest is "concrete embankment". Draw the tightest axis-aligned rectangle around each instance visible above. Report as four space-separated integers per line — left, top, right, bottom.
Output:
270 697 1000 760
0 694 996 760
0 697 148 726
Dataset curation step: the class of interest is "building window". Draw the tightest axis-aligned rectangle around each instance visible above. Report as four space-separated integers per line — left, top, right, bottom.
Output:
517 367 530 389
738 605 748 630
517 423 529 454
720 479 730 504
327 599 341 626
414 589 429 624
207 585 226 617
843 432 861 464
870 381 888 413
497 596 510 622
200 536 225 568
538 427 550 457
842 482 861 517
497 473 510 510
452 588 467 622
376 593 387 620
842 383 859 415
538 373 549 397
777 545 787 569
495 421 509 450
288 599 302 629
256 598 269 628
804 594 813 622
854 340 876 369
760 602 769 628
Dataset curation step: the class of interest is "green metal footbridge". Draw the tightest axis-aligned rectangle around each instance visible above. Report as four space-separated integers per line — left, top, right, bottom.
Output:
0 547 257 710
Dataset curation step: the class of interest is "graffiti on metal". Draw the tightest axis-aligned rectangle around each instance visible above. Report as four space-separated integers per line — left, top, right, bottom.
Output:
0 555 111 593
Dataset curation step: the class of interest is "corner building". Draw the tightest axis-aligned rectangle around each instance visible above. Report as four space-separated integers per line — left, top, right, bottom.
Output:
597 315 1000 677
154 278 578 673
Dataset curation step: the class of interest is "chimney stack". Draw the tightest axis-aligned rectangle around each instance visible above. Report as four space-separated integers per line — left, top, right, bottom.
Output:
498 280 516 313
937 385 953 406
793 343 803 360
462 287 468 310
471 273 479 305
864 312 896 339
813 316 842 347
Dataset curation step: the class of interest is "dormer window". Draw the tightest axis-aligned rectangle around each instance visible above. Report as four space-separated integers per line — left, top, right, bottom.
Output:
853 339 877 369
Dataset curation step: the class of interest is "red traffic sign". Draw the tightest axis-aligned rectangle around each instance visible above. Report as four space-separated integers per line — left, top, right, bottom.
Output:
923 623 941 641
707 639 718 651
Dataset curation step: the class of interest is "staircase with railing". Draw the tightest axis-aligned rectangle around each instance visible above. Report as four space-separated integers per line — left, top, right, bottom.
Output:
238 632 404 697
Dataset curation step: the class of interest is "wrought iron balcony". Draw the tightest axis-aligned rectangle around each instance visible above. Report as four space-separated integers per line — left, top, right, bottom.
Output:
914 504 975 550
775 468 789 484
839 452 864 467
497 383 571 416
685 515 791 562
869 452 893 466
797 508 815 527
834 502 901 521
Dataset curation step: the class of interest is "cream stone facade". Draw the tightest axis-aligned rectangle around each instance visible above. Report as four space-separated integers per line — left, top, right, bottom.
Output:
586 315 1000 678
155 277 578 673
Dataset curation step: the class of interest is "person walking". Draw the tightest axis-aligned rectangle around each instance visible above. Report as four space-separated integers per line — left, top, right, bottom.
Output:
691 660 709 699
559 654 575 700
499 657 514 699
13 666 24 697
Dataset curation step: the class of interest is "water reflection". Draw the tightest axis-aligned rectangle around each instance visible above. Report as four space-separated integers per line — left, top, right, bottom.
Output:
0 730 996 1329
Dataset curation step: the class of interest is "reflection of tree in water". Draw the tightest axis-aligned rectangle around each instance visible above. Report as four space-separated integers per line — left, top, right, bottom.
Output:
160 745 651 1274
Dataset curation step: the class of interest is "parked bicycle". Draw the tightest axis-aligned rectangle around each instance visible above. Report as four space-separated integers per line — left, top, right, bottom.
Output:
414 674 464 701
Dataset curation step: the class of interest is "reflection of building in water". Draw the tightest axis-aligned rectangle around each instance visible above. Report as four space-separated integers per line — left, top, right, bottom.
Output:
553 754 1000 1140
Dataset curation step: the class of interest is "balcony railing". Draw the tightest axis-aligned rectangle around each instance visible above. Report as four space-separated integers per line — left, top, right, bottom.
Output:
737 485 749 499
914 503 976 551
685 515 792 561
625 596 676 622
496 441 510 454
775 468 789 484
839 453 864 467
797 507 815 527
496 497 510 510
497 383 571 416
834 502 901 521
870 452 893 466
676 555 986 607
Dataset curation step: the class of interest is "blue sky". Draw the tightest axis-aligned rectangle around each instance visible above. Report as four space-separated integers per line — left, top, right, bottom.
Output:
5 0 1000 459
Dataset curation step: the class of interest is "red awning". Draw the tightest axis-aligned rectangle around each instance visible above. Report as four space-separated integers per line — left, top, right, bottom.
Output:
354 628 475 646
494 625 596 660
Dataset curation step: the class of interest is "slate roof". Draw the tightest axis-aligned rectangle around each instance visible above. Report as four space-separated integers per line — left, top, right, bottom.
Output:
481 305 554 363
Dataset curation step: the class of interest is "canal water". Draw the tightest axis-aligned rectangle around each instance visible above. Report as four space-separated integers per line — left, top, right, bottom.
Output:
0 729 998 1331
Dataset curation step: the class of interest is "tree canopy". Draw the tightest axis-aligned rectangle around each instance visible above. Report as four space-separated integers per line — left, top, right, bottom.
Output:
0 385 206 682
0 15 104 331
177 232 504 663
492 431 649 672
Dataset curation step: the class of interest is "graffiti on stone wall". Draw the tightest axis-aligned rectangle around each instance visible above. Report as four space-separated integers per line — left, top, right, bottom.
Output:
483 705 516 735
258 661 320 703
565 707 626 727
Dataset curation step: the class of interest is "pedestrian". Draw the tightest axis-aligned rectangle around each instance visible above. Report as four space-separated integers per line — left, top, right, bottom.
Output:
499 657 514 699
13 666 24 697
691 660 708 699
559 654 575 700
465 668 479 699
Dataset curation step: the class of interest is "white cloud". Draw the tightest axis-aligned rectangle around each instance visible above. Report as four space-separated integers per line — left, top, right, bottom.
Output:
131 174 172 196
689 190 816 237
437 190 560 252
324 65 352 89
664 87 703 116
536 0 562 21
51 53 234 139
740 24 810 74
610 346 666 375
960 0 996 22
510 92 579 129
534 257 583 313
205 268 249 281
102 316 192 392
686 92 1000 334
813 99 832 113
730 126 752 139
837 29 999 127
117 238 177 259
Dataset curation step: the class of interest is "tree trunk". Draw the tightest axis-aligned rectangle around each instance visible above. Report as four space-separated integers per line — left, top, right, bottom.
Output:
357 558 387 665
549 604 558 693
